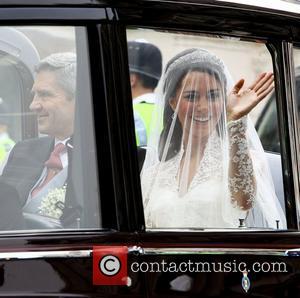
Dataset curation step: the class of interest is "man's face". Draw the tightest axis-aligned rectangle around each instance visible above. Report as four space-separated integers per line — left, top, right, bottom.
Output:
30 70 75 140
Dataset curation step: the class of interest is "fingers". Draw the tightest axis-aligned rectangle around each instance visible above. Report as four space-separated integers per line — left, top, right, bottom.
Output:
244 72 274 104
245 80 274 112
240 91 264 116
248 72 267 90
256 76 274 97
257 84 274 101
237 72 273 112
231 78 245 94
256 73 274 94
252 72 274 102
252 72 273 93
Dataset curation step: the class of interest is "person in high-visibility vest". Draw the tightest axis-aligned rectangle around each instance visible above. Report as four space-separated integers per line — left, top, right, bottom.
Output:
0 100 15 164
127 41 162 146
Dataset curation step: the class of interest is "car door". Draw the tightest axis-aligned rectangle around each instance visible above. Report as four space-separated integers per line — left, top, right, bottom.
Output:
104 1 300 297
0 1 300 298
0 3 147 297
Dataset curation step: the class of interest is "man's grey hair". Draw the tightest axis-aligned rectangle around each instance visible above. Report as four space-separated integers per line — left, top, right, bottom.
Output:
35 52 76 100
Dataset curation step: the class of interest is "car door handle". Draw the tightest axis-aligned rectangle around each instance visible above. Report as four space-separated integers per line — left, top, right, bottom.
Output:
284 248 300 257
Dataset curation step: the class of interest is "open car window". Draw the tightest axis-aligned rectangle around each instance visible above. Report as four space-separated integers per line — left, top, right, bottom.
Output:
126 28 287 231
0 26 101 231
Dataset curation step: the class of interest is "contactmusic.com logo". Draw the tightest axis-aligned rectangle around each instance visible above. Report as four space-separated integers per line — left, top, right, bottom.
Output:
93 246 128 285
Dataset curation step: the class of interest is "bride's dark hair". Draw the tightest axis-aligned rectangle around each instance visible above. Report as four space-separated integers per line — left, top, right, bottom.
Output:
159 48 227 161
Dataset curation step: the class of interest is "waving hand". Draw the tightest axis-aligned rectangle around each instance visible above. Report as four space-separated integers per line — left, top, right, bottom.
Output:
226 72 274 122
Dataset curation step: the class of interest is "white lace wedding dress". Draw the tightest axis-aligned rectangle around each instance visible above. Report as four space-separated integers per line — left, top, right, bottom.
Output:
141 118 286 229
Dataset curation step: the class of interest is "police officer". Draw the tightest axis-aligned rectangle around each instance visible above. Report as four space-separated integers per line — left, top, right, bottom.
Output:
0 99 15 164
127 40 162 146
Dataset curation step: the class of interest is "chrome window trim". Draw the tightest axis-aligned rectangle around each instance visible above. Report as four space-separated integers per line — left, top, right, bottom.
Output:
143 247 294 257
0 250 92 260
0 246 298 260
146 228 284 232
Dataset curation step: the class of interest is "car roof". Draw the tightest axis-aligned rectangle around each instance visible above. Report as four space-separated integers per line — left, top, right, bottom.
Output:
0 0 298 30
0 0 299 14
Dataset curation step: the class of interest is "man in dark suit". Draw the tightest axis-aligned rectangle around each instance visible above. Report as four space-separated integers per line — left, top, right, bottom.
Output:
0 52 76 228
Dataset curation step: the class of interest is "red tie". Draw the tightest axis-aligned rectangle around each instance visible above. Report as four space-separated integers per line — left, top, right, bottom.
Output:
31 143 66 197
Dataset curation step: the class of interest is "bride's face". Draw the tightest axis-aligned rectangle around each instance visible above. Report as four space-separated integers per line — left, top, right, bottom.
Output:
170 71 224 141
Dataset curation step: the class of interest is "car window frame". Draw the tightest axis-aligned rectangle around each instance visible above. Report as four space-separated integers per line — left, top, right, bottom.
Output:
268 41 300 230
116 10 300 233
0 9 120 236
0 1 299 239
292 43 300 227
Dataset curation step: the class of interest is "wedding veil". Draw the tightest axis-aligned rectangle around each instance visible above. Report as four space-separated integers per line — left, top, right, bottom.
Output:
141 48 286 229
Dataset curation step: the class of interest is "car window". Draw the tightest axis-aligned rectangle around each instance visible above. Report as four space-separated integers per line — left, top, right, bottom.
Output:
293 46 300 225
257 47 300 154
126 28 287 231
256 94 280 153
293 46 300 122
0 26 101 231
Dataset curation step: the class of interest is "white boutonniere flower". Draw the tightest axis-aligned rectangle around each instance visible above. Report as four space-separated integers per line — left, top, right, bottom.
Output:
38 185 66 219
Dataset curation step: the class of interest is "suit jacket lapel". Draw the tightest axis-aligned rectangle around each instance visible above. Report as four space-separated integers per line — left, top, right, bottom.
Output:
0 136 55 205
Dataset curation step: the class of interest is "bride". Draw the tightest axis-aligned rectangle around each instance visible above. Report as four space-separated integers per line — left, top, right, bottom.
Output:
141 48 286 229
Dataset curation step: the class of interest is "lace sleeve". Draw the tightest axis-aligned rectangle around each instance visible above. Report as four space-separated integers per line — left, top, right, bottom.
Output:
227 116 256 210
140 163 162 228
141 164 158 209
